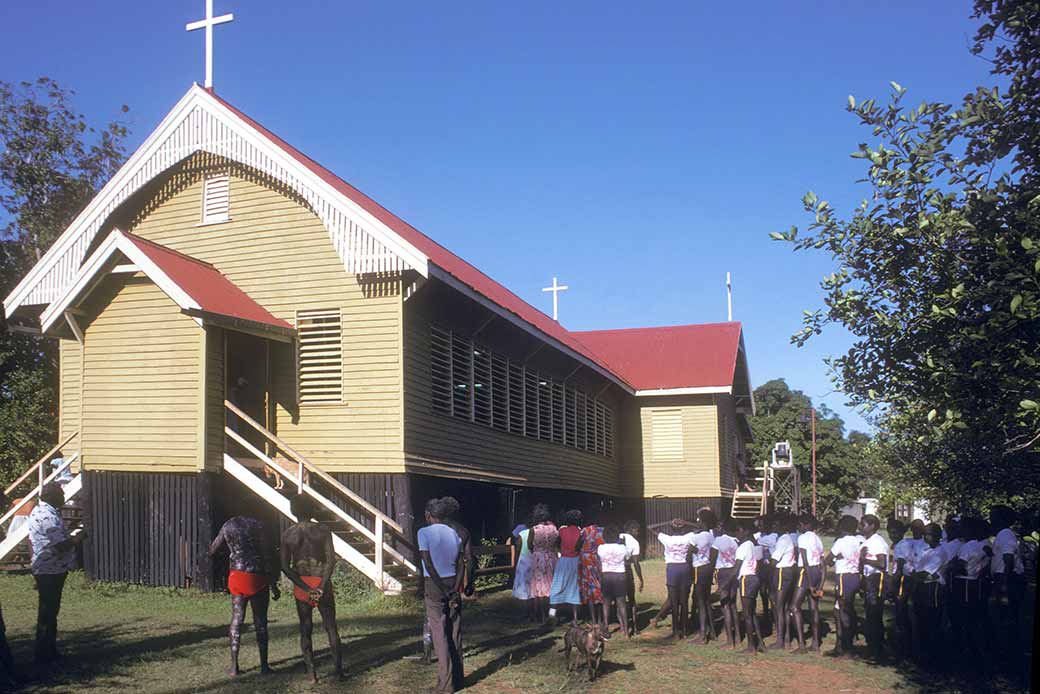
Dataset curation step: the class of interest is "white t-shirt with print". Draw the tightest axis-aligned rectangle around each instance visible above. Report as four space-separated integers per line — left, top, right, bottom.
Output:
690 530 715 567
940 538 963 567
620 532 641 559
991 528 1025 575
797 531 824 567
915 545 947 583
657 532 695 564
713 534 739 569
597 542 633 574
831 535 863 575
891 538 916 575
736 540 759 577
772 532 798 568
955 539 989 579
860 533 889 576
757 532 778 559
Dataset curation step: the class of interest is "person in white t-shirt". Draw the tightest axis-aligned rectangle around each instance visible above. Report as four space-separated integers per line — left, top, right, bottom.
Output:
824 515 863 656
657 519 695 640
989 505 1026 654
735 520 765 653
911 522 946 662
690 508 719 643
710 518 740 648
598 524 634 639
886 518 914 655
619 520 643 637
858 514 888 659
754 515 777 622
769 512 799 650
951 516 991 656
792 513 825 652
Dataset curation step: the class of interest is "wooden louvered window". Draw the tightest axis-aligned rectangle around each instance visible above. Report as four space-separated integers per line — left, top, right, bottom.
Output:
491 353 509 431
430 325 453 416
537 377 552 440
524 370 540 438
201 172 230 224
508 362 525 435
297 308 342 404
564 388 577 448
575 392 587 451
594 401 606 456
551 382 565 445
650 408 684 461
473 344 492 426
451 334 472 421
604 406 615 459
584 396 597 452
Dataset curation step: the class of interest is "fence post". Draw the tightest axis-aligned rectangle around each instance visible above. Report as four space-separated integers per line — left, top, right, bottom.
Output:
375 516 384 590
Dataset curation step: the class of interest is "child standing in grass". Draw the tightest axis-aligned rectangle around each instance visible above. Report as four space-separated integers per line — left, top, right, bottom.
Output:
711 518 740 648
887 518 914 655
858 514 888 659
769 512 799 650
911 522 946 663
735 520 765 653
825 515 863 657
792 513 825 652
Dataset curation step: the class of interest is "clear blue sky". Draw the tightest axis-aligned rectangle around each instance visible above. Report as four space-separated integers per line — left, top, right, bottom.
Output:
2 1 996 433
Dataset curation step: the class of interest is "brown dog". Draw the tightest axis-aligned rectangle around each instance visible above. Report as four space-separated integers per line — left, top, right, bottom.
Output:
563 623 607 681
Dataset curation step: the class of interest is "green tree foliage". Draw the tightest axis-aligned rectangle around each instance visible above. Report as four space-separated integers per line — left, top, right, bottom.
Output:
747 379 872 520
770 0 1039 511
0 78 128 487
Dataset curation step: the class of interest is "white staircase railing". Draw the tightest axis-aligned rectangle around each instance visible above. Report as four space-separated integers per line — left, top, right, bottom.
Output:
1 445 82 562
223 401 417 594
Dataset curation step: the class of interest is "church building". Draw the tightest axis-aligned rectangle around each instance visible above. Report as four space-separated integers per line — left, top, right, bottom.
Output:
1 84 754 590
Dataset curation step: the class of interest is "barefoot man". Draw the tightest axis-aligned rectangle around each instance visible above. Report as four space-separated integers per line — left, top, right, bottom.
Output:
209 515 281 676
281 494 343 682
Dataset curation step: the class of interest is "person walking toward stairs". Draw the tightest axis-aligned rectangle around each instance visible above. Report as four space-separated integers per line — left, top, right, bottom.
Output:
281 494 343 682
209 515 281 677
27 482 83 666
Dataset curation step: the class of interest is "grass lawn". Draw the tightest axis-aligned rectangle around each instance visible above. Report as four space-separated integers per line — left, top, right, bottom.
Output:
0 561 1032 694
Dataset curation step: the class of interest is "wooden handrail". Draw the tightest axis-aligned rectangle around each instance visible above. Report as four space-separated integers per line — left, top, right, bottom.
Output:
226 427 416 573
4 432 79 497
0 454 78 528
759 462 770 516
224 400 405 535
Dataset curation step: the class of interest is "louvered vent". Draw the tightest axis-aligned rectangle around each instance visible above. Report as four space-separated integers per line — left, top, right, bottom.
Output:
201 173 230 224
297 308 342 404
650 409 684 461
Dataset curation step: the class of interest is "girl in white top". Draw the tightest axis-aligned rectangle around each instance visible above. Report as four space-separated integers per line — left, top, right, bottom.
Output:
769 513 800 650
858 515 888 658
598 525 634 638
792 514 825 652
734 521 765 653
825 515 864 655
710 519 741 648
657 520 695 640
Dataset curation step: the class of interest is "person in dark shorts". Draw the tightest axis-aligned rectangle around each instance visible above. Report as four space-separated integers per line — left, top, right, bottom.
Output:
619 520 643 636
210 515 281 676
735 520 765 653
911 522 946 663
826 515 864 656
886 518 914 655
281 494 343 682
858 514 889 659
768 512 799 650
754 514 777 622
690 508 718 643
598 524 633 638
791 513 825 652
710 517 740 648
656 519 695 639
989 505 1026 656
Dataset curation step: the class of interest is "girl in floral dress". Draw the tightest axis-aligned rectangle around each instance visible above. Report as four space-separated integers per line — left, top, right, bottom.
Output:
526 504 558 624
578 521 607 632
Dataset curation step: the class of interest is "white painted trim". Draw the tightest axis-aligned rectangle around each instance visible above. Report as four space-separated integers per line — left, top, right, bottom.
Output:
429 265 633 394
4 84 429 317
41 229 203 333
64 312 84 343
635 386 732 397
110 264 141 273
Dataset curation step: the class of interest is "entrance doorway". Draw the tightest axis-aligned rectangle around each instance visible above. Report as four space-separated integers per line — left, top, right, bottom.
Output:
225 330 272 457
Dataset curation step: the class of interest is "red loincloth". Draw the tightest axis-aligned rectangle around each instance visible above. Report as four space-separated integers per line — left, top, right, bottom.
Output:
293 575 323 606
228 570 269 598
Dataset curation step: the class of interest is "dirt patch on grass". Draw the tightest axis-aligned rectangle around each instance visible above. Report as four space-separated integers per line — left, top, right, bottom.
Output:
702 661 884 694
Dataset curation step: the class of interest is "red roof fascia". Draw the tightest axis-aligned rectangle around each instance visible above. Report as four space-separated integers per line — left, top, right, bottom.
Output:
205 89 623 383
123 232 292 331
573 323 743 391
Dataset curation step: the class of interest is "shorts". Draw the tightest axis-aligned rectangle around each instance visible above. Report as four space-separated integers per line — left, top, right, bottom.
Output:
775 566 799 595
739 573 760 600
836 573 861 601
666 562 692 588
602 572 627 600
716 567 738 600
228 570 269 598
692 563 713 591
293 575 324 606
952 577 982 606
799 565 823 592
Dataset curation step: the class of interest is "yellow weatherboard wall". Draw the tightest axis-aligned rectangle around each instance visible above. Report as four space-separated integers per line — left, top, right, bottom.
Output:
639 398 720 498
114 154 404 473
59 339 82 443
80 276 202 471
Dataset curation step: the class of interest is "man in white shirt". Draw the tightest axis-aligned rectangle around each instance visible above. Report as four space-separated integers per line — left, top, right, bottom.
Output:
754 515 777 623
690 508 718 643
418 498 464 694
825 515 863 656
620 521 643 636
989 505 1026 654
887 518 914 656
769 513 799 650
735 521 765 653
858 515 889 659
28 483 83 665
911 522 946 662
951 517 990 657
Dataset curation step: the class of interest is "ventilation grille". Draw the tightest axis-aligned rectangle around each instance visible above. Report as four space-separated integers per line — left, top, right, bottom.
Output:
650 408 684 461
202 173 230 224
297 308 342 404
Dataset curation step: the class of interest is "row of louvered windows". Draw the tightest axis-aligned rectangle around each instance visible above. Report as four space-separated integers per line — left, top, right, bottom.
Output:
430 325 614 458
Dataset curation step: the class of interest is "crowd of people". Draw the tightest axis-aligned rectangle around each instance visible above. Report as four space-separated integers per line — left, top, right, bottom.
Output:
0 484 1032 693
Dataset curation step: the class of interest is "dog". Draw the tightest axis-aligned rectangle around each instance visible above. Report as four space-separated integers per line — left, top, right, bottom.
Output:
563 623 607 681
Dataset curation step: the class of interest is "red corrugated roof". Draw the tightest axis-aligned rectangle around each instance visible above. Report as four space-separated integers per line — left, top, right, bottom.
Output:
206 89 623 384
124 232 292 331
573 323 743 391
